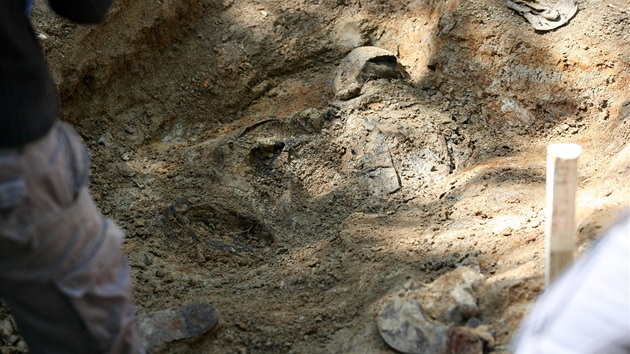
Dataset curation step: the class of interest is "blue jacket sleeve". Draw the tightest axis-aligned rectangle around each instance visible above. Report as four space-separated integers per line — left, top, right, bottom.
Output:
48 0 114 24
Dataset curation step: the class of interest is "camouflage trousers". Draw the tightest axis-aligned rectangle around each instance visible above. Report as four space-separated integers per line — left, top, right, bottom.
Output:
0 121 143 354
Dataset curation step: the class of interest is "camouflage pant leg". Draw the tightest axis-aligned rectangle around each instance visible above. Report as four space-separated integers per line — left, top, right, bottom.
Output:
0 121 144 354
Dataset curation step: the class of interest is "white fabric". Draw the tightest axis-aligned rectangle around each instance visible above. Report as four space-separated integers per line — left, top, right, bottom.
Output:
513 211 630 354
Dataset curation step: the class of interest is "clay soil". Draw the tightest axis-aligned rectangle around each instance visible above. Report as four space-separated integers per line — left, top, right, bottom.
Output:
2 0 629 353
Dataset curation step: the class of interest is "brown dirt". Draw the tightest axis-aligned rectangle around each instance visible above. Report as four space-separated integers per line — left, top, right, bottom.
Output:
2 0 630 353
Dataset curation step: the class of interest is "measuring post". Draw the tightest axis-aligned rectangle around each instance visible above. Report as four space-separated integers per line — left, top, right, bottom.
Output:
545 143 582 285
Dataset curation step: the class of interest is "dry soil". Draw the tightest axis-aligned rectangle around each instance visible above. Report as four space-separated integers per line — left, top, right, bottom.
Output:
1 0 629 353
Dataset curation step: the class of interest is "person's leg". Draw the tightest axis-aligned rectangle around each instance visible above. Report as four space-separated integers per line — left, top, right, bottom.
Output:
0 121 143 354
54 217 143 354
0 274 102 353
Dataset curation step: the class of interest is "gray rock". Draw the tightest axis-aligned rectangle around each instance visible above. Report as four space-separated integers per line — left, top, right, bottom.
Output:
377 297 487 354
137 302 219 353
419 266 486 325
0 318 13 337
377 297 448 354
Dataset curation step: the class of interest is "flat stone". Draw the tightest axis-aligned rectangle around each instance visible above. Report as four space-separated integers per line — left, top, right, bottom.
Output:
377 297 447 354
137 302 219 353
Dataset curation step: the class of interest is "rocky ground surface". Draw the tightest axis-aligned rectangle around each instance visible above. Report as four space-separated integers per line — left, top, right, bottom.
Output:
2 0 629 353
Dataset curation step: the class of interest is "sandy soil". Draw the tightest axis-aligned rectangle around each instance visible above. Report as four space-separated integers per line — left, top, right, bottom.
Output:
2 0 629 353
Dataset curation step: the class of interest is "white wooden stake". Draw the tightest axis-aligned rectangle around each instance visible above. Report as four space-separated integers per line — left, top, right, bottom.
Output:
545 143 582 285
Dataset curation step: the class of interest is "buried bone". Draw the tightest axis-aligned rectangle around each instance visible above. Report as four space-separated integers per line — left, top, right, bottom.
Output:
333 46 407 100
